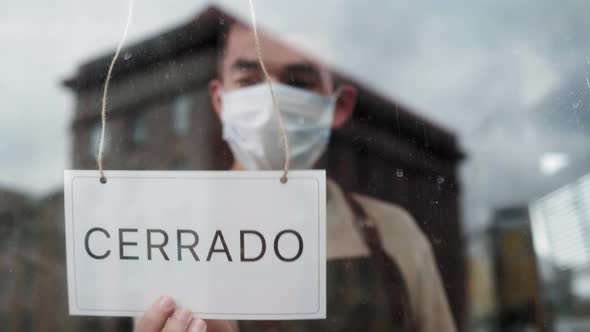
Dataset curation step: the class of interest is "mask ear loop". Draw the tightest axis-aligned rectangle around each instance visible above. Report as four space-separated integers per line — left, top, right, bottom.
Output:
248 0 290 184
96 0 135 184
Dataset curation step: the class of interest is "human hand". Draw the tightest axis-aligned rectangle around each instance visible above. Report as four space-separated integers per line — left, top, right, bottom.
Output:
136 296 236 332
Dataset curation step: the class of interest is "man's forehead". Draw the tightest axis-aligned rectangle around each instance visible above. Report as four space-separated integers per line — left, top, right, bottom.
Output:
224 24 318 66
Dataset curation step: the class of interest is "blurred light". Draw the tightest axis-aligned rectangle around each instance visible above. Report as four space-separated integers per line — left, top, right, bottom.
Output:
573 273 590 299
539 152 569 176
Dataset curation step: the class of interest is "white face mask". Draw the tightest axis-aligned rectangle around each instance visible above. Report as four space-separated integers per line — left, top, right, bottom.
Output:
220 82 337 170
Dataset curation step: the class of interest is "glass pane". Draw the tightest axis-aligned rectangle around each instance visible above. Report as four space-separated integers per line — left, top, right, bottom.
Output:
2 1 590 331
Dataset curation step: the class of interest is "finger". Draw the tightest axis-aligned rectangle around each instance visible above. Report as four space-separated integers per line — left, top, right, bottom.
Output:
162 308 194 332
188 318 207 332
136 296 176 332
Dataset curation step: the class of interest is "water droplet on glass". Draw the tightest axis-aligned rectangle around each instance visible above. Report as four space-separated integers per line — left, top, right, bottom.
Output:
123 52 132 60
436 176 445 184
396 168 404 177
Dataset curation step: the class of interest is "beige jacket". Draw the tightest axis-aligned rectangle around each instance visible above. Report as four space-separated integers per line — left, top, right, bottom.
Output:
326 180 456 332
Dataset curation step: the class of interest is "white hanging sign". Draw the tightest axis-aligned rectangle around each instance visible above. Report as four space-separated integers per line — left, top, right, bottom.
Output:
63 170 326 320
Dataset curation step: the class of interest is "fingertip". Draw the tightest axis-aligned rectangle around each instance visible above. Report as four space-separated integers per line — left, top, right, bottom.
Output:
189 318 207 332
157 295 175 312
173 308 193 322
136 296 176 332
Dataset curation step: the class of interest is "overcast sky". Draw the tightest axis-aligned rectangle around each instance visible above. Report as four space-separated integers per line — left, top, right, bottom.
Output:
1 0 589 231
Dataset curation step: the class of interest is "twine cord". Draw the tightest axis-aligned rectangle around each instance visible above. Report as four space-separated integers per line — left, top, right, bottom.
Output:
97 0 135 183
247 0 290 183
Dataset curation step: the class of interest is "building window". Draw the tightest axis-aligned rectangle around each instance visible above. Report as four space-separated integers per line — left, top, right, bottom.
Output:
89 123 109 158
173 94 192 135
131 112 148 146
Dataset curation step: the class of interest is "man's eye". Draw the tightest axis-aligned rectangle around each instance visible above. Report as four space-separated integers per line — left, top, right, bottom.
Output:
286 74 317 89
287 79 314 89
236 78 262 87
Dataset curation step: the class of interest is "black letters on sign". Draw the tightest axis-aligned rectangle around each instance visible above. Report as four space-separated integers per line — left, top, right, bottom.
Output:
274 230 303 262
83 228 304 262
207 230 232 262
119 228 139 260
147 229 170 261
85 227 111 259
177 230 199 261
240 230 266 262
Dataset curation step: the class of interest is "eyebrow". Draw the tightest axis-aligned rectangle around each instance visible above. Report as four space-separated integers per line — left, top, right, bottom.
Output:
230 58 321 77
231 59 261 71
284 63 321 76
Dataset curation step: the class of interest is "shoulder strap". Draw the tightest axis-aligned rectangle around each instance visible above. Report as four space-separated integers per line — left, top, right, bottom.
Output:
343 192 415 332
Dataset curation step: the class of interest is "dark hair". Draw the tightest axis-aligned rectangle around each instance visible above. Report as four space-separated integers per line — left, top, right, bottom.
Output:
214 14 237 79
216 18 234 53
